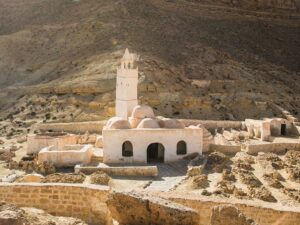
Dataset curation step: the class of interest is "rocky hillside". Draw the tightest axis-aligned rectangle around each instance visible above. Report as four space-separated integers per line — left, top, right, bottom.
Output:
0 0 299 122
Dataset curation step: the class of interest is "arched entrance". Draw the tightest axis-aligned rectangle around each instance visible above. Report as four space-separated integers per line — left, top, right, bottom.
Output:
281 124 287 136
147 143 164 163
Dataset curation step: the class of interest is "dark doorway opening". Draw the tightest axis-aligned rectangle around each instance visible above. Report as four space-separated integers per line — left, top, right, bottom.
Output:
147 143 164 163
281 124 287 135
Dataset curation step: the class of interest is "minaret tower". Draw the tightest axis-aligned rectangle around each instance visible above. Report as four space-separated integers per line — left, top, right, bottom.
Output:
116 48 138 119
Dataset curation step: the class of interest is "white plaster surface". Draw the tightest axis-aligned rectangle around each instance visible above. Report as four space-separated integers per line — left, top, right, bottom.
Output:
102 128 202 164
38 144 93 167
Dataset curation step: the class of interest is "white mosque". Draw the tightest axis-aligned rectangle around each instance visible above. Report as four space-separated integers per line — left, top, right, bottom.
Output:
102 49 203 164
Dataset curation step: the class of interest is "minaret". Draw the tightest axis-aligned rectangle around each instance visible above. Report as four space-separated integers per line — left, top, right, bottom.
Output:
115 49 138 119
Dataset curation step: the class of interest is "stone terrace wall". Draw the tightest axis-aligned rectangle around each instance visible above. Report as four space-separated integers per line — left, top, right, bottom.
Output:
36 121 106 134
166 194 300 225
0 183 111 225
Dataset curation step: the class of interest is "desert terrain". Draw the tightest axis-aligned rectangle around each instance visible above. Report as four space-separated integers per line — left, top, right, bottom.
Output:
0 0 300 225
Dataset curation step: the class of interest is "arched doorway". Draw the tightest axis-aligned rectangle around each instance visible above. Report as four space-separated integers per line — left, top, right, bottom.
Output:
122 141 133 157
177 141 187 155
281 124 287 136
147 143 164 163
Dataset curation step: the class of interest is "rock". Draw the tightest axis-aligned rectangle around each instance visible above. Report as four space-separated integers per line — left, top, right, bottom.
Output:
202 189 212 196
234 160 253 171
16 135 27 143
257 153 285 170
250 187 277 202
42 173 85 183
283 188 300 203
235 170 262 188
263 172 284 189
192 174 209 189
90 171 110 185
206 152 229 173
107 191 199 225
8 161 19 170
217 180 236 194
286 166 300 183
210 204 258 225
233 188 248 199
0 151 15 162
285 150 300 165
222 169 236 182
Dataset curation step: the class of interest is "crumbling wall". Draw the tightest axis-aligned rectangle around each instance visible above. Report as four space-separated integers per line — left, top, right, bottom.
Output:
245 142 300 154
36 121 106 134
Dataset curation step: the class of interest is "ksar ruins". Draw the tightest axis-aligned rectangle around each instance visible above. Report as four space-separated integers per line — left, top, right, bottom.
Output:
0 0 300 224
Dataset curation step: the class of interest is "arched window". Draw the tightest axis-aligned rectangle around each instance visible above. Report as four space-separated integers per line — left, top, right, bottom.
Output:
122 141 133 157
177 141 187 155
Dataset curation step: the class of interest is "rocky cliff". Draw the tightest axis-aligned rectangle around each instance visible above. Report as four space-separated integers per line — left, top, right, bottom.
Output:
0 0 299 122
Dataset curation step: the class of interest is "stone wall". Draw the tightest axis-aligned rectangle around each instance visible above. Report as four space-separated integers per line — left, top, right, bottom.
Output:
0 183 110 225
75 165 158 176
36 121 106 134
166 194 300 225
209 144 241 155
245 142 300 154
180 119 243 132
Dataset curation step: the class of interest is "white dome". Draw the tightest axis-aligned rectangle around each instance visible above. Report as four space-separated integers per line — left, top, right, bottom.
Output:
129 117 142 128
159 118 185 129
131 105 155 119
137 118 160 129
106 117 131 129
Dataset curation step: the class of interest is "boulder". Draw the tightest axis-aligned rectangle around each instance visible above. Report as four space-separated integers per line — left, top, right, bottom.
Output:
107 191 199 225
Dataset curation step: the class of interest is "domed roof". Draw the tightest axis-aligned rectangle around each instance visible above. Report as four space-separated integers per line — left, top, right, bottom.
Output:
131 105 155 119
159 118 185 129
106 117 131 129
137 118 160 129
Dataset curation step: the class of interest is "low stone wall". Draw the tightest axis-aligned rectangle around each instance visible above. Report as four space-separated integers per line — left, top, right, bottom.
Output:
0 183 110 225
209 144 241 155
165 193 300 225
179 119 242 132
75 165 158 177
245 142 300 154
36 121 106 134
